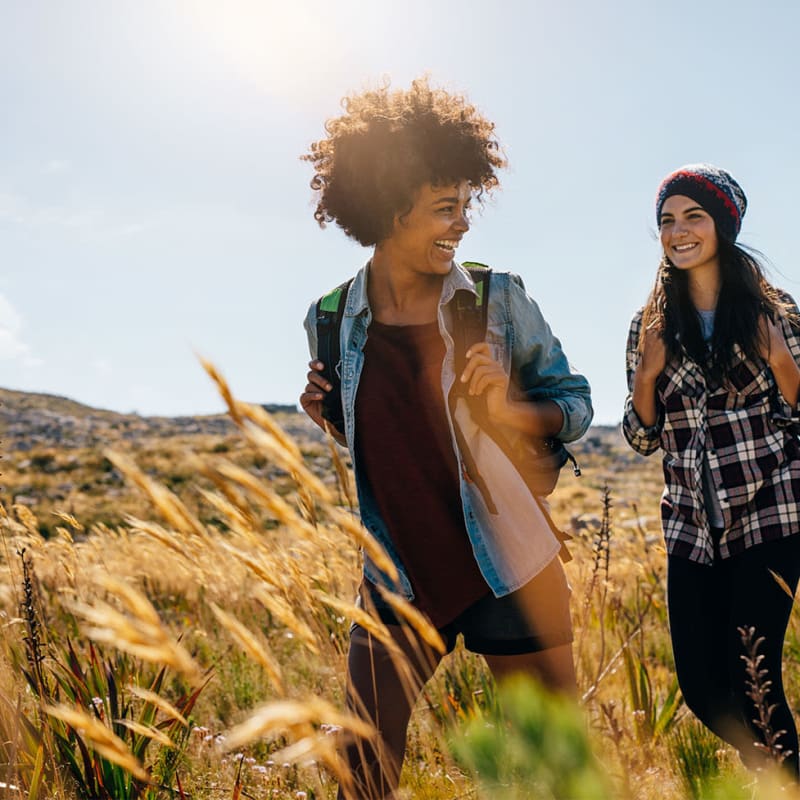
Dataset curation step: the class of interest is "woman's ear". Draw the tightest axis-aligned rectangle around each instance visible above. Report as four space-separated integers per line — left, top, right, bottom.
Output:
394 207 412 230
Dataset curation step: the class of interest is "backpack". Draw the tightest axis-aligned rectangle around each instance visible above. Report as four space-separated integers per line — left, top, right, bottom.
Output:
313 263 580 497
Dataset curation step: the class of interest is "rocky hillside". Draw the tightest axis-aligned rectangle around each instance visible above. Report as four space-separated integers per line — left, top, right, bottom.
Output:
0 386 660 540
0 388 307 451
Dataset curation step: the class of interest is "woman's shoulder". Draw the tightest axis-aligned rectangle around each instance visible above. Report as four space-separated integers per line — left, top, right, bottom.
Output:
773 288 799 311
768 287 800 332
628 306 645 329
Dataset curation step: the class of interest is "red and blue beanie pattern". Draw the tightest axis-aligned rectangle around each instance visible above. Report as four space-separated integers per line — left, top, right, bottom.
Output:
656 163 747 242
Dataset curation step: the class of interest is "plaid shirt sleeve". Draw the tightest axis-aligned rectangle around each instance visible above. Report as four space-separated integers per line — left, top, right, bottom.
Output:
622 310 663 456
770 293 800 431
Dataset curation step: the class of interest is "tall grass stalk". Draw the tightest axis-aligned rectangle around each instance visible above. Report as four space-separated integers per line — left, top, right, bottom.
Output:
739 625 792 768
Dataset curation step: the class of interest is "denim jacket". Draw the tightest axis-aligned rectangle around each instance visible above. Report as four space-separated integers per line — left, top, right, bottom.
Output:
304 262 593 599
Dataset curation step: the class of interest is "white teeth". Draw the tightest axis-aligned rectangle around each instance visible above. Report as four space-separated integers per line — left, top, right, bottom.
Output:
674 243 697 251
435 240 457 250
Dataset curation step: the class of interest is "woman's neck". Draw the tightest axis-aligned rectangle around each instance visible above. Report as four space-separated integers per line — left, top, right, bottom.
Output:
687 262 721 312
367 251 444 325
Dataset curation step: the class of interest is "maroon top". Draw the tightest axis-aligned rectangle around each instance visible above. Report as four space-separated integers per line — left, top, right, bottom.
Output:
355 319 489 627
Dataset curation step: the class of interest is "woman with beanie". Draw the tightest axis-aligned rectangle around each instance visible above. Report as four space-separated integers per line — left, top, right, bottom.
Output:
623 163 800 775
299 78 592 798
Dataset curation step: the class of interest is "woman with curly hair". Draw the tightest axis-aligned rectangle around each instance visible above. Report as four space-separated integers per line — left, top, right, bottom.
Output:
623 164 800 776
300 78 592 799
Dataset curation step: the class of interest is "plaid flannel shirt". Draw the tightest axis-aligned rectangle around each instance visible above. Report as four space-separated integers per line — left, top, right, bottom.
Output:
623 300 800 564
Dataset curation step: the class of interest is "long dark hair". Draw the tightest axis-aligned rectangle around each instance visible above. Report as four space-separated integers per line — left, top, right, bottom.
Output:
641 237 795 384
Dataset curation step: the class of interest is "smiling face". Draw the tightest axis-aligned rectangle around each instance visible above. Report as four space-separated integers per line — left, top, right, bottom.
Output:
659 194 720 274
381 180 472 275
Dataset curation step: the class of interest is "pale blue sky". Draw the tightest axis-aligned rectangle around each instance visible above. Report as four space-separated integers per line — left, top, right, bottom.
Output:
2 1 799 424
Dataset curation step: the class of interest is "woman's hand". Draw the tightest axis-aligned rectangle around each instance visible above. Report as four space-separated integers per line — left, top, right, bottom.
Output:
300 360 333 431
638 323 668 383
631 324 667 428
460 342 511 421
459 343 564 436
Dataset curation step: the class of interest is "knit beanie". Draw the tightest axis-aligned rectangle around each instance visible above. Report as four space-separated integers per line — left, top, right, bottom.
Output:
655 164 747 242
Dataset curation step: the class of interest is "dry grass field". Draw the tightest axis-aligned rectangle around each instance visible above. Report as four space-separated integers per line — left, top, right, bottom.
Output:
1 373 799 799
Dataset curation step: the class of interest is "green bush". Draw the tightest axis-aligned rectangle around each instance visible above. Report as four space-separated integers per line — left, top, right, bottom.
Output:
449 676 611 800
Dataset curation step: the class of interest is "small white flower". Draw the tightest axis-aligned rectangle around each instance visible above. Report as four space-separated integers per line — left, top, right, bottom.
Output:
320 723 343 736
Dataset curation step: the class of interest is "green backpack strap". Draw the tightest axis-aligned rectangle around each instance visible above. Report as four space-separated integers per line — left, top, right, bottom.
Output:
315 277 353 435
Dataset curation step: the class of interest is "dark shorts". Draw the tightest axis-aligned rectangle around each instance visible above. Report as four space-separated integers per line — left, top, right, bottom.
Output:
361 557 573 656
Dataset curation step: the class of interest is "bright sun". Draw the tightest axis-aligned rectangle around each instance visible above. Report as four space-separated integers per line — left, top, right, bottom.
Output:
186 1 339 101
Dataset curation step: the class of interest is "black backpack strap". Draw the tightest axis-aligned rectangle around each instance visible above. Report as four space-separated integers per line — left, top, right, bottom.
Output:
315 277 353 435
453 263 491 379
448 263 497 511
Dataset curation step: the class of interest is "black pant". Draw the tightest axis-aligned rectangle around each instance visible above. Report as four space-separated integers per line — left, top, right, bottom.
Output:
667 534 800 777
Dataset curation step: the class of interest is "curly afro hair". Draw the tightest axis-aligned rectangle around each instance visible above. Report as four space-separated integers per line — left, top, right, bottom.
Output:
301 77 506 247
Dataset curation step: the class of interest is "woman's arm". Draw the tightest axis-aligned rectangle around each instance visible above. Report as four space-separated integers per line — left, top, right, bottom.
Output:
761 313 800 408
504 274 593 442
460 342 564 438
631 324 667 427
622 311 665 456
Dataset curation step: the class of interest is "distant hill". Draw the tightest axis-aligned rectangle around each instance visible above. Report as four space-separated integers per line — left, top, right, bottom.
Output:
0 387 650 540
0 388 304 452
0 385 623 454
0 387 121 419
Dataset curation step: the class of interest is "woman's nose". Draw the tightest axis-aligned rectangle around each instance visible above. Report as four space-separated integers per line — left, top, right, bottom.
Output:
670 221 687 237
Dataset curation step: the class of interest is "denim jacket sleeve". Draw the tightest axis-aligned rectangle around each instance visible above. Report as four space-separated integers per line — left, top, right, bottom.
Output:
506 273 593 442
622 309 663 455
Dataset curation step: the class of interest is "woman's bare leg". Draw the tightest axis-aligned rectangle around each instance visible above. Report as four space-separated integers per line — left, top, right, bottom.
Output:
484 644 577 694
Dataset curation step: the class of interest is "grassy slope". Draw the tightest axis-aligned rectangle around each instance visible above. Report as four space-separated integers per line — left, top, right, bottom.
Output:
2 389 795 799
